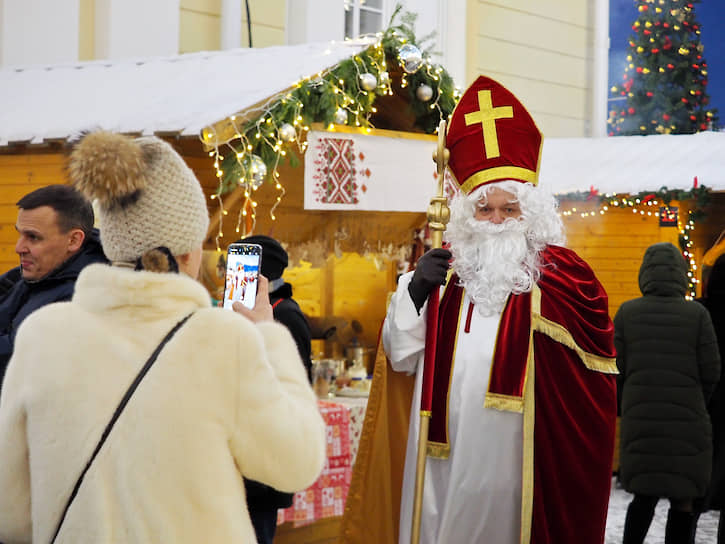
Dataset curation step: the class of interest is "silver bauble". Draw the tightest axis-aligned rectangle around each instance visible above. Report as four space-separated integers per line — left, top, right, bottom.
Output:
278 123 296 142
247 154 267 190
399 44 423 74
416 83 433 102
334 107 348 125
359 72 377 92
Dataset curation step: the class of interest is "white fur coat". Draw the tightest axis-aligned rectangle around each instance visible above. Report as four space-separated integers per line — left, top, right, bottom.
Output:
0 264 326 543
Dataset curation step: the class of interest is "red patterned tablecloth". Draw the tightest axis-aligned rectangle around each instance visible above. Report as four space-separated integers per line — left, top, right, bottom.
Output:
277 398 366 527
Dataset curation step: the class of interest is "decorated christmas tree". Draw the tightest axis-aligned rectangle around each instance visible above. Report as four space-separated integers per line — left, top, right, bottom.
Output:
609 0 718 136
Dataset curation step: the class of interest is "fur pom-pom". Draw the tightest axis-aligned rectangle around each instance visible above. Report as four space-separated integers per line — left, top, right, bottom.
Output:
135 247 179 273
69 131 148 208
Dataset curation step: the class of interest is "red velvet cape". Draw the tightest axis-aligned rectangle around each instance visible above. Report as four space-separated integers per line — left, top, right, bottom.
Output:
428 245 617 543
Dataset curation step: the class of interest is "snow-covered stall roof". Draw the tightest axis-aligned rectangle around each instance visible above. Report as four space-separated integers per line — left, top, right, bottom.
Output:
540 131 725 194
1 41 723 195
0 40 372 146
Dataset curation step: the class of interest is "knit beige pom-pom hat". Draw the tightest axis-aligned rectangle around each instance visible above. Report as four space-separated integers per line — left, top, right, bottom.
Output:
68 132 210 263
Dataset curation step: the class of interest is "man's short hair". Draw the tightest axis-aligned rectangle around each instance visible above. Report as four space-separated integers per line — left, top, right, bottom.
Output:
17 185 94 238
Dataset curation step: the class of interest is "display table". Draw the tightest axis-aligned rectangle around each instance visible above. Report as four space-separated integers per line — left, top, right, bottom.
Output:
274 396 367 542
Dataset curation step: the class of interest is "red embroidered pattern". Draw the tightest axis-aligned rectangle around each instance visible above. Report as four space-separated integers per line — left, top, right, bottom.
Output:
312 138 359 204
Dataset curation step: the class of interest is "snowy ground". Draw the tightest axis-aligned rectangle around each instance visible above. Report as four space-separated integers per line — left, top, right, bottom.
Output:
604 477 720 543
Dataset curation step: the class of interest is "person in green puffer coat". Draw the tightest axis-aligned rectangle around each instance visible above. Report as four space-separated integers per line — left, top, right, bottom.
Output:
616 242 721 544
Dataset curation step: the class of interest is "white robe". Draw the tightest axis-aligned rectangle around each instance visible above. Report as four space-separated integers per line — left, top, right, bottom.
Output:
382 272 523 544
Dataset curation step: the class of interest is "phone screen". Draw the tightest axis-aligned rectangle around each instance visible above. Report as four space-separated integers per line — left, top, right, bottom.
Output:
223 243 262 310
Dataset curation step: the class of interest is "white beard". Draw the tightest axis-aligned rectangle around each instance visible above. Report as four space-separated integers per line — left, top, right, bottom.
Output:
446 217 539 316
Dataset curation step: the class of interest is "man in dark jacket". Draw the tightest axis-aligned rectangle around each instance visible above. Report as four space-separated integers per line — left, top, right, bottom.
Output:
616 242 721 544
235 234 313 544
0 267 22 301
0 185 107 386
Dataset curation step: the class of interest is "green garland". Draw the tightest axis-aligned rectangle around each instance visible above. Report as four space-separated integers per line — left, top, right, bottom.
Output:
215 5 459 195
556 185 710 221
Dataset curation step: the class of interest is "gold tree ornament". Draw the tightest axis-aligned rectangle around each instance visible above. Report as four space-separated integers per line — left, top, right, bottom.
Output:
428 120 450 248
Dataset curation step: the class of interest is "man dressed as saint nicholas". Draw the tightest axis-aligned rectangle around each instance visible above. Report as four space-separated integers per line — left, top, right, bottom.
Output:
382 75 618 544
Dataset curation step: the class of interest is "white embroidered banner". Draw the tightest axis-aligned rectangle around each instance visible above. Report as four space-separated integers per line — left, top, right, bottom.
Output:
303 129 456 211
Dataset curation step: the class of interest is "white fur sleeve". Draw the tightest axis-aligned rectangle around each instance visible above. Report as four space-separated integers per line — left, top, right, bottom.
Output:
230 320 326 493
0 352 32 543
382 271 428 375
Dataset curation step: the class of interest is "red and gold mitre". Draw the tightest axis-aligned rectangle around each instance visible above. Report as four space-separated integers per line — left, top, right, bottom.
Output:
446 75 543 195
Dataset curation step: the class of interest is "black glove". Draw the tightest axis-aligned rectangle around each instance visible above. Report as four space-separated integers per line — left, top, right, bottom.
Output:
408 248 452 313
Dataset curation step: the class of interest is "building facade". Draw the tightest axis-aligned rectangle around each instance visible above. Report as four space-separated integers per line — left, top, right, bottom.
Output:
0 0 609 137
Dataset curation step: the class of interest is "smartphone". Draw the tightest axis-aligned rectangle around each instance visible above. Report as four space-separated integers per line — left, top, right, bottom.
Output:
223 243 262 310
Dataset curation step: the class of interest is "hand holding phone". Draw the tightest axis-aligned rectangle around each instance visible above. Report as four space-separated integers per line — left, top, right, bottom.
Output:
223 243 262 310
231 274 274 323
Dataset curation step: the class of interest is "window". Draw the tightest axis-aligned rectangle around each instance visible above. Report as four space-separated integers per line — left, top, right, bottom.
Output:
344 0 384 39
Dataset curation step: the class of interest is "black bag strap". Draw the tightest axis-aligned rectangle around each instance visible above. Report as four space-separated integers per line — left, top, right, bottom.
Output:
50 313 194 543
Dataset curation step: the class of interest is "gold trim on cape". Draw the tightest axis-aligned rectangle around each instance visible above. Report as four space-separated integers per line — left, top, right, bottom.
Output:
520 315 536 544
531 284 617 374
426 441 451 459
483 392 524 413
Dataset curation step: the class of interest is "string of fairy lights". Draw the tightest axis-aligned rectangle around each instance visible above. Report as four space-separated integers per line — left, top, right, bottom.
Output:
199 19 459 251
558 194 699 298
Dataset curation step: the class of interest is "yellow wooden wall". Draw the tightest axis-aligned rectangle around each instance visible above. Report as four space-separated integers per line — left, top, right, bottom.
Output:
78 0 95 60
466 0 593 137
0 153 67 272
559 200 682 317
179 0 286 53
75 0 286 60
284 253 397 353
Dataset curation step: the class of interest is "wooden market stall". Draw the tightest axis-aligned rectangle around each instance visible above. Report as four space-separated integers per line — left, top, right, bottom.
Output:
0 41 445 544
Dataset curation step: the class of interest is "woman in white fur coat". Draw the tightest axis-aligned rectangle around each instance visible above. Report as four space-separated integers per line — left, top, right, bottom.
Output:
0 132 326 544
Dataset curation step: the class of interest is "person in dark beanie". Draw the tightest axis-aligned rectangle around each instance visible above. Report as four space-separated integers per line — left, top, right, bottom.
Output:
239 234 313 381
616 242 720 544
236 234 313 544
0 184 107 387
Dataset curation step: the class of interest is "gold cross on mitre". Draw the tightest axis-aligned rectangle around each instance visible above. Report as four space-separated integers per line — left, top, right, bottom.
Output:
464 90 513 159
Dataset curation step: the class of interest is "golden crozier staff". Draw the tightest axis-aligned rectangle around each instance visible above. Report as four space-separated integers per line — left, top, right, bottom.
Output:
410 119 450 544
